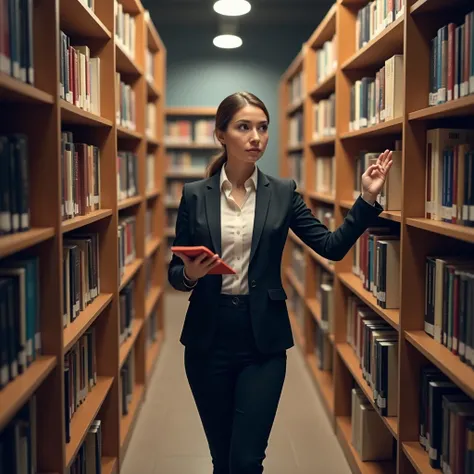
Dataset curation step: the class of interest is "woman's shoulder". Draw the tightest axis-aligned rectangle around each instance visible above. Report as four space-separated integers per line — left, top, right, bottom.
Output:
263 172 296 191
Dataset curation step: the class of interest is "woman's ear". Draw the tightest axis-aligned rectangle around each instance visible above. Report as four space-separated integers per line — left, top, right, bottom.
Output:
215 130 225 146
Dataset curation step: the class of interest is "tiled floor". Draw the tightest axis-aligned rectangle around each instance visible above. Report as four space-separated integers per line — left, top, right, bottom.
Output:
121 292 351 474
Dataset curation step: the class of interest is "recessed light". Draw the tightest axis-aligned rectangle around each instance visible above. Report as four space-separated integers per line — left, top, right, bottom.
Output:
213 34 243 49
213 0 251 17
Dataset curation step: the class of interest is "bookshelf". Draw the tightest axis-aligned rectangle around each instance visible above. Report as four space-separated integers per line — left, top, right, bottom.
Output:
0 0 166 472
280 1 474 473
164 106 220 268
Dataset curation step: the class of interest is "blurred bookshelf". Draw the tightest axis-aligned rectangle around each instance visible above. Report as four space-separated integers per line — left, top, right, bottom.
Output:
164 106 220 276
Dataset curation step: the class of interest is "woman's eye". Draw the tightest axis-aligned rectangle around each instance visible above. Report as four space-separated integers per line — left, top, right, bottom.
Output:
260 125 268 132
238 124 248 131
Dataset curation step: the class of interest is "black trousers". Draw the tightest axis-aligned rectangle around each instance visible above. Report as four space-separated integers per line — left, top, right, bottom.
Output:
184 294 287 474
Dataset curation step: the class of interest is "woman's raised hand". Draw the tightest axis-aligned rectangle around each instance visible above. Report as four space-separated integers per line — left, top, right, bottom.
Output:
361 149 393 204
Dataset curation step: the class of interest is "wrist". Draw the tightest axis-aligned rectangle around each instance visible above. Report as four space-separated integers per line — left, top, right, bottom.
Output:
183 267 198 284
361 191 377 205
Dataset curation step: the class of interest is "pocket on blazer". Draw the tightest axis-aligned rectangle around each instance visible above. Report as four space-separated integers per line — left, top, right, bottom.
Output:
267 288 287 301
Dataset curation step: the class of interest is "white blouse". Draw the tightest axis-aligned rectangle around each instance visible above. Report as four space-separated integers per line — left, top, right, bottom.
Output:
219 164 258 295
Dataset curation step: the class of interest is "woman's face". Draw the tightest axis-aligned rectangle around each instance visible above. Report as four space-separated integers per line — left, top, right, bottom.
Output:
216 105 269 165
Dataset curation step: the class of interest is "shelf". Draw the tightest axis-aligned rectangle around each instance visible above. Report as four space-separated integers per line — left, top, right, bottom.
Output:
119 319 144 369
164 142 220 150
115 41 142 76
146 331 164 379
63 293 113 352
309 72 336 100
380 210 402 223
410 0 473 15
62 209 113 233
120 258 143 291
337 343 398 439
0 356 56 431
146 137 160 148
145 286 163 319
59 0 111 39
166 106 217 116
102 456 118 474
308 3 337 49
406 217 474 244
409 95 474 121
146 80 160 100
66 376 114 467
341 117 403 140
306 354 334 421
0 228 55 259
0 73 54 104
120 0 141 14
405 330 474 398
146 18 161 52
283 50 304 82
145 237 161 258
309 136 336 147
308 191 335 204
338 272 400 330
167 168 206 179
288 144 304 153
120 383 146 456
117 125 142 140
118 195 143 211
285 268 305 299
342 16 404 71
307 298 322 324
145 188 160 199
60 100 113 128
402 442 438 474
287 99 304 116
336 416 396 474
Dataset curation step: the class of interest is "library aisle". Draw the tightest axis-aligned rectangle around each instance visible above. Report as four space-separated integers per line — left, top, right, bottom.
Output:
120 291 351 474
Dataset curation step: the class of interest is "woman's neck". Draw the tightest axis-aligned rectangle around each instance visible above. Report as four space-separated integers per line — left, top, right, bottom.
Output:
224 159 256 189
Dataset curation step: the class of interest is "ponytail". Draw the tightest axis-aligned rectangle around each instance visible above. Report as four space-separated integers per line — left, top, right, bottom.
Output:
206 148 227 178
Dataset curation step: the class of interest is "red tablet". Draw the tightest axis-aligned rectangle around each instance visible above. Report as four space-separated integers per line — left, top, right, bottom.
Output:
171 246 236 275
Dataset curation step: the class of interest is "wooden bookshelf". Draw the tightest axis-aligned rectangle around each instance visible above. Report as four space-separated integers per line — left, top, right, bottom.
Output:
279 1 474 473
0 0 166 472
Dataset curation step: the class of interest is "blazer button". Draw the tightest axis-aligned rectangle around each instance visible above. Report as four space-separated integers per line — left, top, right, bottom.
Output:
251 280 257 288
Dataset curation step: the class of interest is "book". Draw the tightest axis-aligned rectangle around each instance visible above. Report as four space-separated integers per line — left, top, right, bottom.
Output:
171 246 236 275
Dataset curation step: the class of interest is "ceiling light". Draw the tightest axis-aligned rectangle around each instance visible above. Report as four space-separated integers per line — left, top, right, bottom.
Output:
213 34 243 49
213 0 251 17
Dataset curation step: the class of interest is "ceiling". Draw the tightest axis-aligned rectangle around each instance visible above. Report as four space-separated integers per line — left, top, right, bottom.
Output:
142 0 335 27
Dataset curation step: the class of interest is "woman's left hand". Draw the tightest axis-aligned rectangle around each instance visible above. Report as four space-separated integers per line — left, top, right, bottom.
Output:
361 149 393 204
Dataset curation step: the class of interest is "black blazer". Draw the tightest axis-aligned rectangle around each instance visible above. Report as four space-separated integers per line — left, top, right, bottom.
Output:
168 167 383 354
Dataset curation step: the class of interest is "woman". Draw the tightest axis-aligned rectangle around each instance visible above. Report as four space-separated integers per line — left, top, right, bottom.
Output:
168 91 392 474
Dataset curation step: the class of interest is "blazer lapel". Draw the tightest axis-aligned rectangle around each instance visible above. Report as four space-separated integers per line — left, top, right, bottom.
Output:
205 172 222 256
250 169 271 263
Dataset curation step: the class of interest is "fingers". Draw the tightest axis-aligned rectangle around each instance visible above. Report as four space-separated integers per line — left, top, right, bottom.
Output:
204 254 220 268
378 149 393 168
174 252 190 264
195 252 210 264
363 164 380 177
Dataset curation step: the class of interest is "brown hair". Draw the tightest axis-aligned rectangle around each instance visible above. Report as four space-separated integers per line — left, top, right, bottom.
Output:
206 91 270 177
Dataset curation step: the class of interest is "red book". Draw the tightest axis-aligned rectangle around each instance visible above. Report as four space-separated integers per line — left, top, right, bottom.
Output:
171 246 236 275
